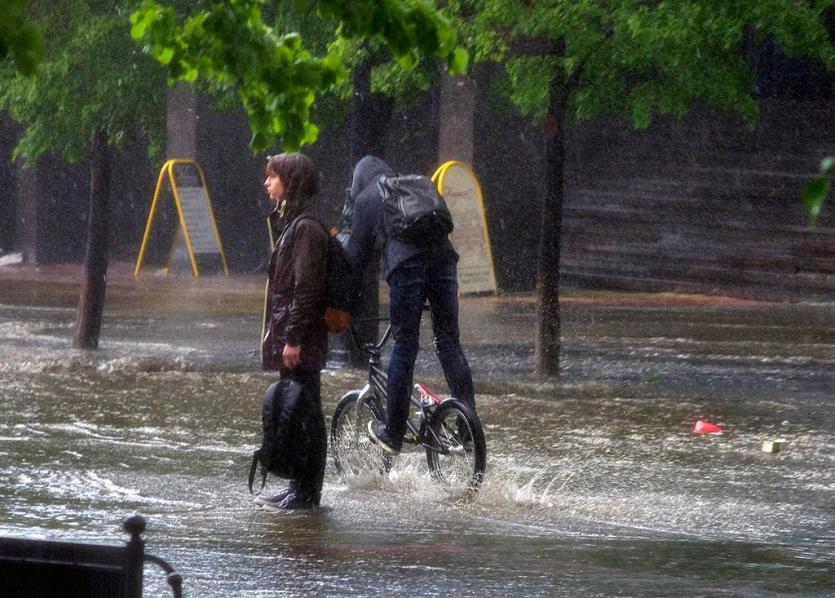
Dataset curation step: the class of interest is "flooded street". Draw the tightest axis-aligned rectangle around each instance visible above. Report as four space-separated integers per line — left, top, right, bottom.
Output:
1 268 833 596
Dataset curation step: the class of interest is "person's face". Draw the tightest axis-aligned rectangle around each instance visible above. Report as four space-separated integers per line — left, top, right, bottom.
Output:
264 171 285 204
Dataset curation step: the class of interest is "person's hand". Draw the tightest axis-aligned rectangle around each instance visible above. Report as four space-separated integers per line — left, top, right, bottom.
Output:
282 344 301 369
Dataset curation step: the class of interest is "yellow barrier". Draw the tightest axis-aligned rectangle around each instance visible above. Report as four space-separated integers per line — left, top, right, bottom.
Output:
134 159 228 277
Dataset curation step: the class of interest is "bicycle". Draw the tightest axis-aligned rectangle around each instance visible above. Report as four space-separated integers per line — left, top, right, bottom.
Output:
330 317 487 498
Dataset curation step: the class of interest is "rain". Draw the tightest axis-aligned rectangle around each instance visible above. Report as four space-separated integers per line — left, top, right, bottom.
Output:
1 2 834 597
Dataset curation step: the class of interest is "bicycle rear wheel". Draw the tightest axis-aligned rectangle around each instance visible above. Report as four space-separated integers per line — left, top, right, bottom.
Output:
425 399 486 497
331 390 386 482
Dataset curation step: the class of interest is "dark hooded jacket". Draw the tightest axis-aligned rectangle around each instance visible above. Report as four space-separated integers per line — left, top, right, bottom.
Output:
344 155 457 280
261 205 329 372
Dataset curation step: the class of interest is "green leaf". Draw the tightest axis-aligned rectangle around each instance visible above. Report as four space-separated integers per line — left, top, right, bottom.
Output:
303 121 320 144
821 156 834 173
283 33 302 51
251 130 272 153
449 47 469 74
396 50 419 71
802 178 830 227
130 10 154 40
155 47 174 65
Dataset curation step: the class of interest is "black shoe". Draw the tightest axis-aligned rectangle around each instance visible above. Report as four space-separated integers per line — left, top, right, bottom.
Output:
253 482 297 507
262 491 320 511
367 420 400 455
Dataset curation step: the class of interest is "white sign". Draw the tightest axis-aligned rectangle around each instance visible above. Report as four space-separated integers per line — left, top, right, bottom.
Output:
176 186 221 254
434 162 497 295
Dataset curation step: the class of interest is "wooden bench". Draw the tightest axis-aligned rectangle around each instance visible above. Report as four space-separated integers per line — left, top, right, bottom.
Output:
0 515 182 598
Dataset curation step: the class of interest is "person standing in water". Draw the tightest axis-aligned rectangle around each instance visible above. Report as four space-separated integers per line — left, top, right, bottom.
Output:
256 153 328 510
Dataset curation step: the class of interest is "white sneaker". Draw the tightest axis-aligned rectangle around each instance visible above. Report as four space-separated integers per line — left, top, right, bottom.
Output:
252 486 294 507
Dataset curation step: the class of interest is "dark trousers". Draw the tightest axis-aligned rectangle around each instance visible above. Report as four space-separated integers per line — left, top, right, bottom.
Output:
281 368 326 496
385 255 475 448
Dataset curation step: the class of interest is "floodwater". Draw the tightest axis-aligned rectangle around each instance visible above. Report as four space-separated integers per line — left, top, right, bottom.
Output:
1 270 833 596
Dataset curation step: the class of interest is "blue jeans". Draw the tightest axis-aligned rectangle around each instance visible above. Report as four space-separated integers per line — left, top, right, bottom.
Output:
385 255 475 448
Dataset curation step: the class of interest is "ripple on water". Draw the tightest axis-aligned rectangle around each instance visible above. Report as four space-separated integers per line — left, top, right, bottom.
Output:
8 466 206 510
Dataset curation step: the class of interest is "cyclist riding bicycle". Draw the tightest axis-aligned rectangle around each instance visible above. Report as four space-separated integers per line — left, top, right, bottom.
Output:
341 155 476 455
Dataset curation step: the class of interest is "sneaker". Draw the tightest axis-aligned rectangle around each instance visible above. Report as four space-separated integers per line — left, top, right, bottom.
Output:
262 491 320 511
367 420 400 455
252 482 297 507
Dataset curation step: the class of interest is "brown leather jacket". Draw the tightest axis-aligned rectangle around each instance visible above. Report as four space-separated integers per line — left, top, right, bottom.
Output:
261 208 329 372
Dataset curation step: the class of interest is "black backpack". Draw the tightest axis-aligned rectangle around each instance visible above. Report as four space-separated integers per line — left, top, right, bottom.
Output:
285 216 358 334
248 379 304 494
376 174 454 243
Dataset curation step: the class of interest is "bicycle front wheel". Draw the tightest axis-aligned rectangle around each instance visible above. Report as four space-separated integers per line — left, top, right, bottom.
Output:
425 399 487 497
330 390 385 483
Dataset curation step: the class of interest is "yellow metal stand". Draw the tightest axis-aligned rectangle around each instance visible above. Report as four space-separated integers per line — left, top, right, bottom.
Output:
134 159 228 277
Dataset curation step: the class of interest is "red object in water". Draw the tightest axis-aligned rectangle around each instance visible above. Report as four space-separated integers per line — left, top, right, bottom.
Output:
692 419 723 434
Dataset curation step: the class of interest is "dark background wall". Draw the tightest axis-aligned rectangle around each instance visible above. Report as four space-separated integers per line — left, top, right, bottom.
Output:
194 98 268 273
472 55 835 301
472 97 834 300
0 126 157 266
560 100 835 300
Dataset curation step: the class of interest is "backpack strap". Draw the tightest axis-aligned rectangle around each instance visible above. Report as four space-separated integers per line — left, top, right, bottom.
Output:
276 214 302 250
288 215 330 242
248 449 267 495
281 212 329 248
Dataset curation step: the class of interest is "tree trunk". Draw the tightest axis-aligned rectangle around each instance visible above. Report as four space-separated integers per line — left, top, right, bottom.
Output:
73 130 110 350
350 58 394 159
534 40 568 377
338 57 394 368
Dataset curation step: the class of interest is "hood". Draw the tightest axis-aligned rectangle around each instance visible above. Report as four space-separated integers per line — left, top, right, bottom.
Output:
350 155 395 200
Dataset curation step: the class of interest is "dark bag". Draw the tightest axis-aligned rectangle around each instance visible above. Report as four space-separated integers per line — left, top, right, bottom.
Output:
322 232 357 334
376 174 454 243
285 216 359 334
248 379 304 494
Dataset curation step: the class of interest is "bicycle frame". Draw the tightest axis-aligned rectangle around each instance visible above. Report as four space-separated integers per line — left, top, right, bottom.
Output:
348 319 450 453
348 316 390 417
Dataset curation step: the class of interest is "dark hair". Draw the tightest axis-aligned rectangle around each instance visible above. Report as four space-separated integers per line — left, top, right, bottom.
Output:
265 153 319 213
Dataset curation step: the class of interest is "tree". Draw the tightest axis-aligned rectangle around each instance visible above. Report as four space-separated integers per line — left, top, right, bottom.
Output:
0 0 168 349
448 0 835 376
0 0 44 74
131 0 468 152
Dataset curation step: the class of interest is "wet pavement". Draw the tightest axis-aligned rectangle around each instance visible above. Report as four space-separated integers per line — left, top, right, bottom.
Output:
0 262 833 596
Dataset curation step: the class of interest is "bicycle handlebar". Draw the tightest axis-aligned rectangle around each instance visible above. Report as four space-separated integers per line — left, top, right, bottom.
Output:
348 319 392 356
